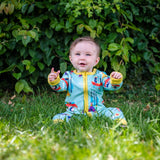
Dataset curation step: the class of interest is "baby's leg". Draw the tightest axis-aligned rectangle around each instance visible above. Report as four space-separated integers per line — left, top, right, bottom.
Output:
53 111 72 123
101 107 127 125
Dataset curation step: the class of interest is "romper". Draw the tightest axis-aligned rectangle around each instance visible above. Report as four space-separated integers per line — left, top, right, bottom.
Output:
48 69 127 125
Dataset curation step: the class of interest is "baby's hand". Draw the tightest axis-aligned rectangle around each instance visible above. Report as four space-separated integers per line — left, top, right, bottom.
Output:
48 68 60 82
110 71 122 79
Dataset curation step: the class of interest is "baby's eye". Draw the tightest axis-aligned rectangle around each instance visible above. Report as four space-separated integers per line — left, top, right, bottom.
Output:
86 54 91 56
75 53 80 56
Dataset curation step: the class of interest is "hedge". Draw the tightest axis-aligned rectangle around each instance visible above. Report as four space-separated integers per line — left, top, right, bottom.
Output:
0 0 160 93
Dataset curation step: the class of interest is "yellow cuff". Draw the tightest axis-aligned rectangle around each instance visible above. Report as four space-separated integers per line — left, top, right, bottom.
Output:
86 112 92 117
116 119 127 126
48 75 60 85
110 72 123 85
53 119 64 123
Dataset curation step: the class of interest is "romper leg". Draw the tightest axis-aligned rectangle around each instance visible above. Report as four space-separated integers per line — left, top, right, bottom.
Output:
100 107 127 125
52 111 73 123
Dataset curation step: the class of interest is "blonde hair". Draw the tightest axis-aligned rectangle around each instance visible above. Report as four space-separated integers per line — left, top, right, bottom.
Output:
69 36 100 56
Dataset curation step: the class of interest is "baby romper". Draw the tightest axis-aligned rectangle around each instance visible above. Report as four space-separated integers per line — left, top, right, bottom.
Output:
48 69 127 125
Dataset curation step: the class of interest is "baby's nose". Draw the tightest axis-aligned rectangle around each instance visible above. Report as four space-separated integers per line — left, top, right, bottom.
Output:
80 54 85 59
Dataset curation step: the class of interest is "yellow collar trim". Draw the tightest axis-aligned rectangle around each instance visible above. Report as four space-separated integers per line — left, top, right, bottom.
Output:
73 69 97 75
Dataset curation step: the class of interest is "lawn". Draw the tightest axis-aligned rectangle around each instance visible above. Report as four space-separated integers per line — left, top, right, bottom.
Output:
0 83 160 160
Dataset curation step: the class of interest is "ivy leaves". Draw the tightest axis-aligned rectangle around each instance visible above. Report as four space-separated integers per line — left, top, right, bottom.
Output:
0 0 160 93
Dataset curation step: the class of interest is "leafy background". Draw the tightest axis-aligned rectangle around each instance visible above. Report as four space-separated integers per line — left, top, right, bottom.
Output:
0 0 160 94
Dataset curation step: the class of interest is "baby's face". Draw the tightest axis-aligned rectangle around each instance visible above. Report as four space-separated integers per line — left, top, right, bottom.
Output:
69 41 100 73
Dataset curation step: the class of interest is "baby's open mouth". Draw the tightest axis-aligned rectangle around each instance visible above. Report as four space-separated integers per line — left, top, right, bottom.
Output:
79 63 86 66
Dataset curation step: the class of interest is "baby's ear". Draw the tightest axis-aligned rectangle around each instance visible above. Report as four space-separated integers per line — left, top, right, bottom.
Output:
95 57 100 65
69 55 72 62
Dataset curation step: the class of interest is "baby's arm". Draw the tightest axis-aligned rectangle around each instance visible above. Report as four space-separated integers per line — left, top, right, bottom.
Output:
110 71 122 79
48 67 61 86
48 68 69 92
103 71 123 91
110 71 123 85
48 68 60 82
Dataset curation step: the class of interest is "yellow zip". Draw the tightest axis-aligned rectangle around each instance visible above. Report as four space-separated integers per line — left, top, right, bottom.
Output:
73 69 97 116
83 72 88 113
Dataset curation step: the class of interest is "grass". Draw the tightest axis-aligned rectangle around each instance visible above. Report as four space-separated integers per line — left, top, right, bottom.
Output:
0 83 160 160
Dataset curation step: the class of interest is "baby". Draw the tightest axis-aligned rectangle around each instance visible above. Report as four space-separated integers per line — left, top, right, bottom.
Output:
48 36 127 125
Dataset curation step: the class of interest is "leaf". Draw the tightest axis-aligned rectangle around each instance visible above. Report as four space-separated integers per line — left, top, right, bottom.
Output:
40 40 49 52
12 73 21 80
0 2 6 14
97 24 103 35
7 41 16 50
104 21 118 31
21 95 27 103
111 57 120 71
0 44 2 50
22 36 31 46
29 49 36 57
131 54 137 64
138 42 147 51
123 24 141 32
27 4 35 14
84 25 92 32
0 64 16 74
122 45 129 62
20 47 26 56
106 33 118 43
45 29 53 39
22 60 31 66
29 65 36 73
103 61 107 71
143 52 152 61
22 60 31 70
27 30 36 39
150 46 159 53
37 62 45 71
55 24 64 31
116 28 126 33
0 46 6 56
89 19 97 29
108 43 121 51
77 24 84 34
21 80 33 93
23 84 33 93
15 80 24 94
125 37 134 44
119 65 126 79
12 30 19 38
155 63 160 72
115 50 122 56
60 62 67 73
30 71 39 85
4 6 9 15
21 4 28 14
15 79 33 94
65 20 71 29
18 30 27 36
8 3 14 15
102 50 110 59
155 84 160 91
90 30 96 39
17 64 24 72
30 75 38 85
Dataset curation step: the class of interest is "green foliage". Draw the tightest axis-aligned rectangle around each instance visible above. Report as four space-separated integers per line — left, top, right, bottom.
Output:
0 0 160 93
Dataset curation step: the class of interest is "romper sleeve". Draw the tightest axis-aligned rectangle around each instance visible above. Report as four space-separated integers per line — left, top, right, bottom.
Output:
102 72 123 91
48 71 70 92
